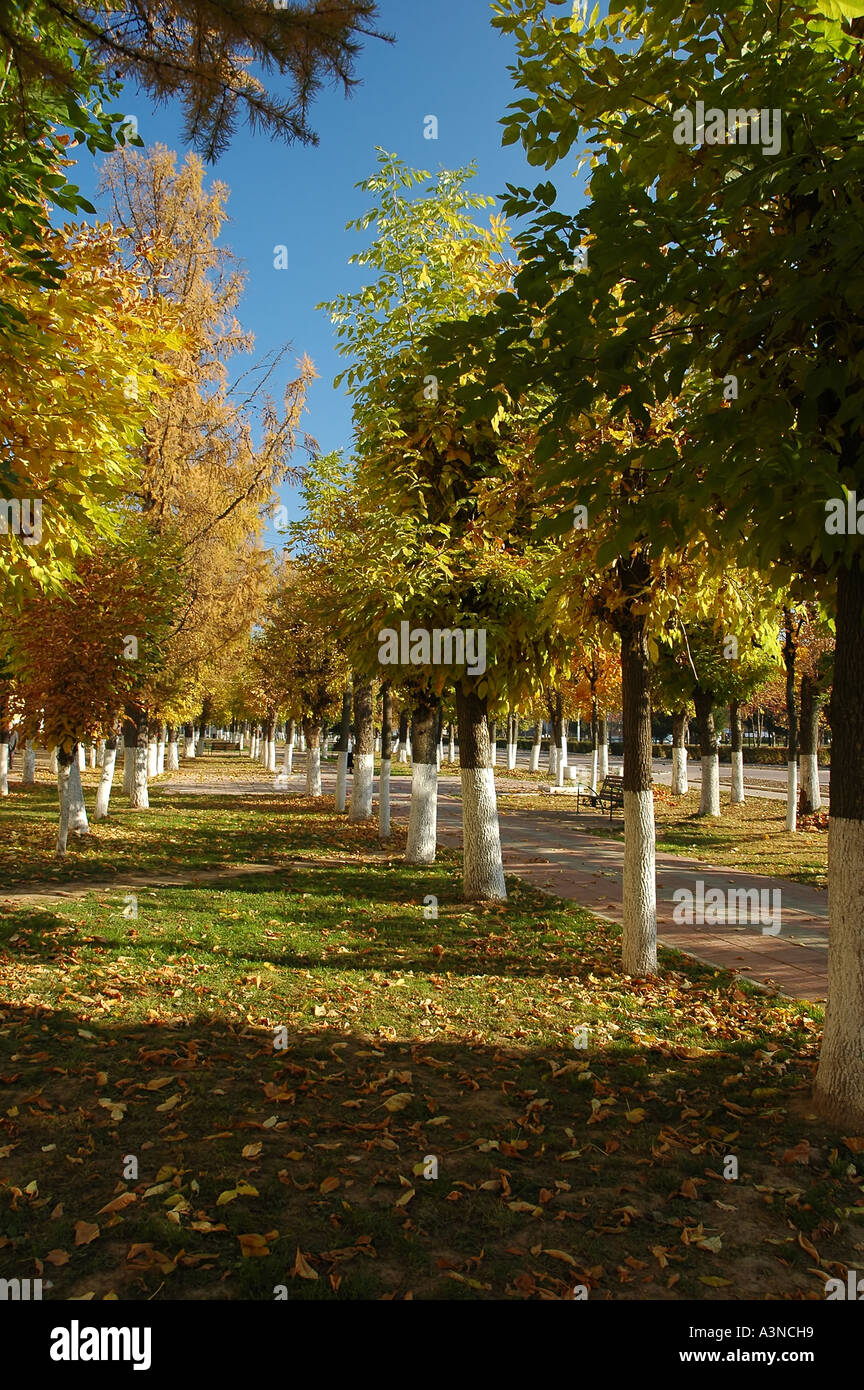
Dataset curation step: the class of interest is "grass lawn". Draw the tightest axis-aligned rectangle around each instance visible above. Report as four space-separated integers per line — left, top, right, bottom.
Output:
0 783 860 1301
496 787 828 890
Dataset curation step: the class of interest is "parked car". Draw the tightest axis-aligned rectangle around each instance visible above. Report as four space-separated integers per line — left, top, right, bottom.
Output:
662 734 673 745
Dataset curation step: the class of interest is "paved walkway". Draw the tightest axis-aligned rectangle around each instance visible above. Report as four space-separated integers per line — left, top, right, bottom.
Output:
157 760 828 1002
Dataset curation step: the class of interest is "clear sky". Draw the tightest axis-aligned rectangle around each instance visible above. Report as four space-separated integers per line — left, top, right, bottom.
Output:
71 0 586 529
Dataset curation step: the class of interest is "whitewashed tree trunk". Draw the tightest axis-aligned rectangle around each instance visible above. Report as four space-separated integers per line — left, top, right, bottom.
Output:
130 743 149 809
185 725 196 759
123 737 135 796
88 742 97 769
167 738 179 771
284 721 296 776
559 732 568 774
335 752 349 811
617 583 658 977
379 759 391 836
56 754 73 856
97 738 106 766
68 757 89 834
405 737 412 763
22 740 36 785
49 746 58 775
671 745 688 795
95 739 118 820
304 723 322 797
730 749 745 804
147 739 157 778
239 730 245 750
0 740 8 796
800 751 821 813
786 761 798 832
448 725 456 764
299 730 306 753
406 763 438 863
157 733 166 774
590 745 599 794
456 689 506 900
597 731 608 780
77 743 86 771
351 754 374 819
529 725 541 772
548 740 557 780
699 753 721 816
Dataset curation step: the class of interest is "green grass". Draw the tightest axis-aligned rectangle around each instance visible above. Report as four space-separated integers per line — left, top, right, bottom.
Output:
0 782 860 1301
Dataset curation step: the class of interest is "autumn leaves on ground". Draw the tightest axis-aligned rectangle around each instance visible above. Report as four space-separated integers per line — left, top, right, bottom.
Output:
1 764 862 1301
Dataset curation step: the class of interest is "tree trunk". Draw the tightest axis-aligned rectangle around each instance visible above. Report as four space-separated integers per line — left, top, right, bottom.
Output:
0 708 8 797
184 722 196 759
613 565 658 977
396 708 410 763
406 696 439 864
122 715 137 795
349 677 374 821
671 709 689 795
68 755 89 834
729 698 745 804
814 554 864 1128
455 686 506 900
507 709 518 771
264 709 277 773
49 745 58 775
22 739 36 785
56 746 75 856
283 718 296 775
448 722 456 764
335 687 352 813
783 607 799 832
597 712 609 780
147 720 158 779
379 685 392 838
694 688 720 816
490 719 498 767
589 696 599 793
95 734 118 820
799 672 823 814
529 722 542 773
304 721 322 797
130 715 149 809
77 742 86 772
166 724 180 771
157 725 166 774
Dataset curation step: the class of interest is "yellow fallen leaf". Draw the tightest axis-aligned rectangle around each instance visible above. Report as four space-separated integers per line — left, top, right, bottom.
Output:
320 1176 340 1194
292 1247 318 1280
543 1249 577 1266
699 1276 734 1287
626 1108 646 1124
74 1221 100 1247
156 1093 181 1113
384 1092 413 1113
238 1233 270 1258
241 1142 263 1160
96 1192 137 1216
45 1249 70 1266
395 1188 415 1207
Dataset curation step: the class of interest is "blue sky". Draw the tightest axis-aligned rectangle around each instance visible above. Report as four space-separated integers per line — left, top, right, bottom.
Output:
72 0 586 529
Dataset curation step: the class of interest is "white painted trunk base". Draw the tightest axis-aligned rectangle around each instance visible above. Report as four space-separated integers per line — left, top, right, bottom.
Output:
786 761 798 832
49 746 58 775
598 740 608 780
460 766 506 900
491 741 497 767
22 741 36 785
671 745 688 796
349 752 375 820
800 751 821 811
68 758 89 834
730 749 745 804
529 739 541 773
130 744 149 809
448 731 456 764
379 761 391 838
814 816 864 1127
335 750 349 812
147 740 157 778
56 760 72 856
185 736 196 759
622 788 657 975
89 743 97 769
590 747 598 794
123 746 135 796
77 744 86 772
167 741 180 771
95 745 117 820
306 746 322 797
698 753 721 816
0 743 8 796
406 762 438 864
284 739 295 776
548 742 557 779
157 738 165 774
507 740 517 772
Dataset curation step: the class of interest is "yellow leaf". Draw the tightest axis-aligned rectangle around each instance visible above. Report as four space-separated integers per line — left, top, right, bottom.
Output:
74 1221 100 1247
238 1233 270 1258
320 1176 340 1194
395 1188 415 1207
384 1092 413 1113
291 1247 318 1280
241 1142 263 1160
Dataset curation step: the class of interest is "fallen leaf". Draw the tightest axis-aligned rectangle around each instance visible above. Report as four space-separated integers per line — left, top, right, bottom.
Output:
292 1247 318 1280
74 1221 100 1247
96 1193 137 1216
238 1233 270 1258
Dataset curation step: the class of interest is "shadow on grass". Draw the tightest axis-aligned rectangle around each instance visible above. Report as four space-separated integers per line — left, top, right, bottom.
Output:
0 1003 859 1303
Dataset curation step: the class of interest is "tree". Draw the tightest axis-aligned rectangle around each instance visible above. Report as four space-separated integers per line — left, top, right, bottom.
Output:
490 0 864 1125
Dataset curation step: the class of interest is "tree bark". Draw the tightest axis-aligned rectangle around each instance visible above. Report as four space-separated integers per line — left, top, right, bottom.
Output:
349 677 374 821
799 672 824 814
122 714 137 795
529 721 542 773
22 739 36 785
335 686 352 813
589 695 599 793
264 708 277 773
671 708 689 795
184 721 196 759
455 686 506 900
612 560 658 976
130 714 149 809
95 734 118 819
379 684 392 838
814 554 864 1128
783 607 799 831
694 688 720 816
597 711 609 780
304 720 322 796
283 718 296 775
396 709 410 763
729 698 745 804
406 695 439 863
68 754 89 834
0 710 8 798
166 723 180 771
56 746 75 856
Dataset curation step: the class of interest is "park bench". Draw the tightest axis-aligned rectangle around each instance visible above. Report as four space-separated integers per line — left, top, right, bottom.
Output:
576 774 625 820
207 739 241 753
